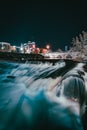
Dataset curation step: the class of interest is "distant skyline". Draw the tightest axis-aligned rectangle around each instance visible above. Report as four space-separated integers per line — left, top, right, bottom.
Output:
0 0 87 50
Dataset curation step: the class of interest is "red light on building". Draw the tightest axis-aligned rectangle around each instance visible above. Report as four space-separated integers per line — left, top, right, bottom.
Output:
33 48 40 54
36 48 40 51
32 44 35 49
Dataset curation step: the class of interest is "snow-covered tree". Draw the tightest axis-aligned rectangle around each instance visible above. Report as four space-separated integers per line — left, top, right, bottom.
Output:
82 31 87 44
69 31 87 61
71 31 87 52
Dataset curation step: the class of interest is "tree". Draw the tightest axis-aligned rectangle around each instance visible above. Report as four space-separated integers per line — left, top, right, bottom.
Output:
71 31 87 52
82 31 87 44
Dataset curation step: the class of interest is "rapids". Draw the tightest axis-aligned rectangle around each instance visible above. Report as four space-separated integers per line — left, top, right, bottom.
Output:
0 61 87 130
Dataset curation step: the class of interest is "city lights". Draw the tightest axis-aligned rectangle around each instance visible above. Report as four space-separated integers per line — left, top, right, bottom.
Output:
46 44 50 50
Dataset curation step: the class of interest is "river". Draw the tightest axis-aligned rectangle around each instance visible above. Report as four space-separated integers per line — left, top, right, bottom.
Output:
0 60 87 130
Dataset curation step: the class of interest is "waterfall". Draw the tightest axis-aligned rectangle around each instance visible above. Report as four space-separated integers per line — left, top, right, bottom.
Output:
0 61 87 130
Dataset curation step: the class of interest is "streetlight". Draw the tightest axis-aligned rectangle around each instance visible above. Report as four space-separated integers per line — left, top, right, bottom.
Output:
46 44 50 50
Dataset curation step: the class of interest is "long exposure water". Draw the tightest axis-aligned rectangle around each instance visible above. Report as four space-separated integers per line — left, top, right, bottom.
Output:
0 60 87 130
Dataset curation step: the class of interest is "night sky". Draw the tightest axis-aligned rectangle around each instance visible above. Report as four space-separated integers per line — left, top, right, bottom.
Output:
0 0 87 50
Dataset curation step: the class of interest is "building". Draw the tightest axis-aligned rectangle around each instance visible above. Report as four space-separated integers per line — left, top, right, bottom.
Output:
0 42 11 52
20 41 36 53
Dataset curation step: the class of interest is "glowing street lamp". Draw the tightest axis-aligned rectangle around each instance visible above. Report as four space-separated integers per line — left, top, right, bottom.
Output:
46 44 50 50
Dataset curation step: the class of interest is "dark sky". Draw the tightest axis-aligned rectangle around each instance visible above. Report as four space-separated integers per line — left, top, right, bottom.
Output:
0 0 87 50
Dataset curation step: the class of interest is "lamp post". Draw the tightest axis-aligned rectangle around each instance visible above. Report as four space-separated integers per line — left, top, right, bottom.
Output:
46 44 50 53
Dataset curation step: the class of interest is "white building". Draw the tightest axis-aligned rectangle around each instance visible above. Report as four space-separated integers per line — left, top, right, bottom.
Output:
0 42 11 52
20 41 36 53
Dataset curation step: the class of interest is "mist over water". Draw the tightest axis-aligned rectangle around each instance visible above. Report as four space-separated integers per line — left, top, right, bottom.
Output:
0 61 87 130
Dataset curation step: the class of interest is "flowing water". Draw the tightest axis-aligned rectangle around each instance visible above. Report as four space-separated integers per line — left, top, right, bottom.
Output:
0 60 87 130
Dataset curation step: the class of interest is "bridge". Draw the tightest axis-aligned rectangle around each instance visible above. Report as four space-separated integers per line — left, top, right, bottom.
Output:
0 52 80 65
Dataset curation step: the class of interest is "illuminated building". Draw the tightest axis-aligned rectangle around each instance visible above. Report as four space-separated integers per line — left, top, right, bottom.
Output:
20 41 36 53
0 42 11 52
